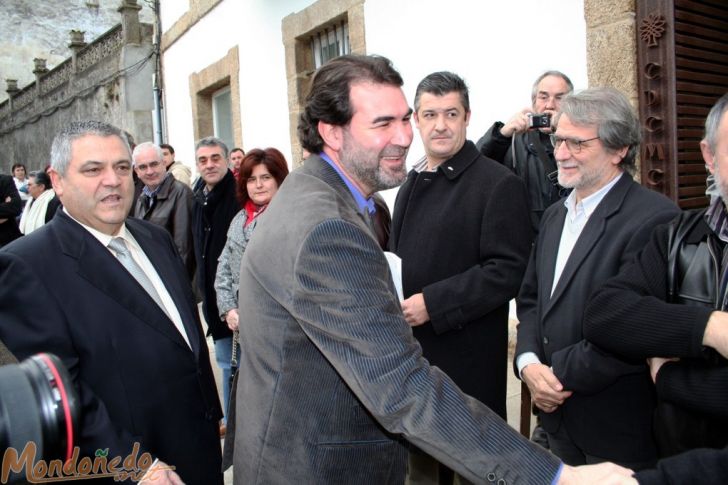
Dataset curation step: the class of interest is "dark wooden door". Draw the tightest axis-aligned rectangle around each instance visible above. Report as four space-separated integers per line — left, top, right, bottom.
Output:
637 0 728 208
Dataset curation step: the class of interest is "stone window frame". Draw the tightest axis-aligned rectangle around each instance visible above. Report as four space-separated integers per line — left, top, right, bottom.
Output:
188 46 242 151
282 0 365 166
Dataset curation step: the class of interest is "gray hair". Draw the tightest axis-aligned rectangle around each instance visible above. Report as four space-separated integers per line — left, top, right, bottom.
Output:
704 93 728 154
531 70 574 104
557 87 640 173
414 71 470 113
132 142 164 165
195 136 228 160
50 121 131 176
29 170 52 191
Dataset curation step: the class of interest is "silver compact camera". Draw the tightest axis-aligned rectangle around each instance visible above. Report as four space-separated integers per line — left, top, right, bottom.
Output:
528 113 552 129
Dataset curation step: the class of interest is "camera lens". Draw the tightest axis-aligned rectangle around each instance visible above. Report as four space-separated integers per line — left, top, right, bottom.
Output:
0 353 79 463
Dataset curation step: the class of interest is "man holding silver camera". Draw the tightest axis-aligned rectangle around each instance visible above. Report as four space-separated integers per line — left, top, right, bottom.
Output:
476 70 573 232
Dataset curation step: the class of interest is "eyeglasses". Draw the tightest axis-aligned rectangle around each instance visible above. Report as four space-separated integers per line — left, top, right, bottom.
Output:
550 135 600 154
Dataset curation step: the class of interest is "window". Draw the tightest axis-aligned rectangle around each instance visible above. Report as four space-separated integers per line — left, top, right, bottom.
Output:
212 86 233 152
283 1 365 166
310 20 350 69
189 46 242 156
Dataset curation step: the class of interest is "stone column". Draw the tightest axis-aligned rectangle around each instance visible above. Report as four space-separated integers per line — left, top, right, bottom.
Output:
69 30 87 72
6 79 19 111
33 58 49 97
118 0 143 45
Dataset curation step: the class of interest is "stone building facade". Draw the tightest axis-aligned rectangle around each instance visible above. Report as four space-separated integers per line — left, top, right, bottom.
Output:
0 0 154 104
0 0 155 173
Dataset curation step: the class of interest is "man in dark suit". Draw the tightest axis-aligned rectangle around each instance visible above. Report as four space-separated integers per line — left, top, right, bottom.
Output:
230 54 633 484
389 71 532 484
0 121 222 484
0 173 22 247
515 87 679 469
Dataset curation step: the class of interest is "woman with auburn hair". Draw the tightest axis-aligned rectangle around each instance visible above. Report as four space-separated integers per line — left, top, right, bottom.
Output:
214 148 289 420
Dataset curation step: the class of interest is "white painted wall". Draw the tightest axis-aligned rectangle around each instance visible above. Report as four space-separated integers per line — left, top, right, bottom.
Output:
363 0 587 204
159 0 189 30
161 0 587 183
161 0 311 171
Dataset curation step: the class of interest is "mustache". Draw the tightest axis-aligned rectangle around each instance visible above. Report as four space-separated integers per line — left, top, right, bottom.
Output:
380 147 408 158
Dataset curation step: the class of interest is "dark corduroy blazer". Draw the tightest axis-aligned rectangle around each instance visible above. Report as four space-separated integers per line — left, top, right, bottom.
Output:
232 154 561 484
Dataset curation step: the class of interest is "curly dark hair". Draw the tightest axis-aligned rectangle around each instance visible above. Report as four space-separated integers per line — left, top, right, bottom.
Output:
297 54 404 154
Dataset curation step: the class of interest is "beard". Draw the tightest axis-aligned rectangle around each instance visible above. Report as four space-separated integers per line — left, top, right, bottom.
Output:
340 129 408 194
557 158 611 193
712 161 728 203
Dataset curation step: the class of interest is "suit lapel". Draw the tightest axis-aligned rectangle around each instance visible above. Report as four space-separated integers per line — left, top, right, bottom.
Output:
539 204 567 313
544 174 633 315
127 220 201 356
54 213 195 354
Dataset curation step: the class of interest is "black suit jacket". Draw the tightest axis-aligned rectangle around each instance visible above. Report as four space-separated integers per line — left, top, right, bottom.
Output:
516 173 679 463
390 141 533 417
0 212 222 484
635 446 728 484
192 171 239 339
0 174 22 246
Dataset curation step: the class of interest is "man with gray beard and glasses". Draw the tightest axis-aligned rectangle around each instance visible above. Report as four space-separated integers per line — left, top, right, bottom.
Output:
515 87 679 470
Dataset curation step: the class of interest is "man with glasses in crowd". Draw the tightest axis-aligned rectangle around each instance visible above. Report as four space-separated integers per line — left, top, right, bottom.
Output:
133 142 195 278
477 71 573 232
515 87 679 469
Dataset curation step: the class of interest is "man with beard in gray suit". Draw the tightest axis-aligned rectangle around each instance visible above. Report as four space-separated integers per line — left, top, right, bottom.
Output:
230 54 633 484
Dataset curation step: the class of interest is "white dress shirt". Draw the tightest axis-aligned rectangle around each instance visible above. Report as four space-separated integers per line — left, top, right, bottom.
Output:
516 173 623 376
64 209 192 349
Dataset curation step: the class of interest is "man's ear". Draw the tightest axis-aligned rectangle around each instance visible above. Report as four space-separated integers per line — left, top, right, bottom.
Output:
49 169 63 196
413 111 420 129
614 146 628 165
318 121 343 151
701 139 715 174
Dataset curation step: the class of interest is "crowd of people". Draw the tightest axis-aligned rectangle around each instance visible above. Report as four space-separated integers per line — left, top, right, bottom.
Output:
0 53 727 484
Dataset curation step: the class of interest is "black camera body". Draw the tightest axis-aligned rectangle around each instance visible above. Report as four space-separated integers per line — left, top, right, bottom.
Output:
528 112 552 129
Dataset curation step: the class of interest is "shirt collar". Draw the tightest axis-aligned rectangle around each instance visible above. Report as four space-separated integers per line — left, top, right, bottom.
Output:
62 207 130 247
705 195 728 243
142 173 168 198
319 152 376 214
563 172 623 219
413 156 430 173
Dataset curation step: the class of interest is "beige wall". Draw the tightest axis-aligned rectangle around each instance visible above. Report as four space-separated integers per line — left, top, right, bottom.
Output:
188 46 242 149
281 0 366 166
584 0 638 99
584 0 640 175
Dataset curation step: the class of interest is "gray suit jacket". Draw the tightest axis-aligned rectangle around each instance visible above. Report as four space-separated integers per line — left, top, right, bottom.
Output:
232 154 560 484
